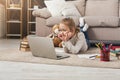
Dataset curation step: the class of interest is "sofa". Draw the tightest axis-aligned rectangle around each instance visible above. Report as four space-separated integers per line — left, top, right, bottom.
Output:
33 0 120 44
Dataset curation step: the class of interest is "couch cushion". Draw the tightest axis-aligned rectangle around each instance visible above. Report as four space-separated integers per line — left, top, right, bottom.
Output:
85 16 119 27
66 0 86 16
85 0 119 16
46 16 79 27
119 0 120 17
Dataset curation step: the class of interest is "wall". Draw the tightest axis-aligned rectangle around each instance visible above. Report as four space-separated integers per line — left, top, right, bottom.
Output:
0 0 46 37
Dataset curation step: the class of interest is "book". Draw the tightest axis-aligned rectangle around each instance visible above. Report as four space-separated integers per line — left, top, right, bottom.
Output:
111 46 120 50
23 37 28 41
110 49 120 59
110 52 120 59
20 47 30 51
78 54 100 60
115 48 120 51
20 44 29 48
110 52 117 57
20 41 29 45
19 36 30 51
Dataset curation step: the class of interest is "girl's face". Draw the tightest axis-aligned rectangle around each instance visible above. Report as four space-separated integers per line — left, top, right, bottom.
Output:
59 23 71 32
58 23 76 40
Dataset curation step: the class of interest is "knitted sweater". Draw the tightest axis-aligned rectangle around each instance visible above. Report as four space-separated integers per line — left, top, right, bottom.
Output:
62 32 88 54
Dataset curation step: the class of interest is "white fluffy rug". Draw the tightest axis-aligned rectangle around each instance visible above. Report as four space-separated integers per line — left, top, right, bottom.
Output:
0 48 120 69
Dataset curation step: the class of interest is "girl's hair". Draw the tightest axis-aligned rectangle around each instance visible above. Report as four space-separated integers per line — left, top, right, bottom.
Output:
60 17 80 33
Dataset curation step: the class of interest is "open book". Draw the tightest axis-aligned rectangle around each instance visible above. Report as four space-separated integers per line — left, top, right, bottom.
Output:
78 54 100 60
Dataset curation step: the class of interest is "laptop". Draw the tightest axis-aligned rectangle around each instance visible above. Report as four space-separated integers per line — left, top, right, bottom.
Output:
27 35 70 60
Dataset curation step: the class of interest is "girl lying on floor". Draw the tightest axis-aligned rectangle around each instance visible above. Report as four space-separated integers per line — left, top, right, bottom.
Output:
58 17 88 54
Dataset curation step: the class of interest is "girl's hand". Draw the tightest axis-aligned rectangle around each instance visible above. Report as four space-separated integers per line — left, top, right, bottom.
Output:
58 32 65 41
58 31 73 41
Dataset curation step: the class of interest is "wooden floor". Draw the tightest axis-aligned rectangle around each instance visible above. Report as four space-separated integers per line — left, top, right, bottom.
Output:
0 39 120 80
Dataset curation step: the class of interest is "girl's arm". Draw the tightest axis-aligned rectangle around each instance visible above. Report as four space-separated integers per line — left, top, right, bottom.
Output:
62 32 87 54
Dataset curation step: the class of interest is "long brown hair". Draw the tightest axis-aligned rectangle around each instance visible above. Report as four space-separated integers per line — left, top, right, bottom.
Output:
60 17 80 33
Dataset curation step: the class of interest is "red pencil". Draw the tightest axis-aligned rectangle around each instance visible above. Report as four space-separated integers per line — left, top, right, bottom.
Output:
108 44 112 51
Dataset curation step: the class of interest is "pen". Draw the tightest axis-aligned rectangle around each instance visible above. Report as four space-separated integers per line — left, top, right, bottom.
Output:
108 44 112 51
95 43 101 49
101 42 106 52
98 43 103 50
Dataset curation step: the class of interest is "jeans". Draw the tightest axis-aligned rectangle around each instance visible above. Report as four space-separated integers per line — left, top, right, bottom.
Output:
80 27 91 48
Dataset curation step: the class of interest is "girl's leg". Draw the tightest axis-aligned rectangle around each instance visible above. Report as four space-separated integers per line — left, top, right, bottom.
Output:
83 31 91 48
80 25 90 48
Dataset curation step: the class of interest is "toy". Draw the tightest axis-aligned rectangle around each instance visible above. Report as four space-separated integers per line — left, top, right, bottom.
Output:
48 24 62 47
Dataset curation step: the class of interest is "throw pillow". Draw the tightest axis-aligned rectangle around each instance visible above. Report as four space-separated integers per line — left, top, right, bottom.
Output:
32 8 51 18
44 0 81 17
61 4 81 17
66 0 86 16
44 0 65 16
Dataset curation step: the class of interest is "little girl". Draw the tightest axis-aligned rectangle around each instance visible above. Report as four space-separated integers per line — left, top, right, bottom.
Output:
58 17 88 54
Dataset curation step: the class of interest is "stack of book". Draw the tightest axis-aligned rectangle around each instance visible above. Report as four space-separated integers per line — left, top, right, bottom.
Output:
111 46 120 51
19 37 30 51
110 46 120 59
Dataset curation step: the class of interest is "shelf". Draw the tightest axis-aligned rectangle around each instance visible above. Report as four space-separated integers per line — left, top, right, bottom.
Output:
28 22 36 24
27 0 38 35
30 31 36 34
7 8 22 10
7 20 22 23
28 8 38 11
6 34 21 36
6 0 23 38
